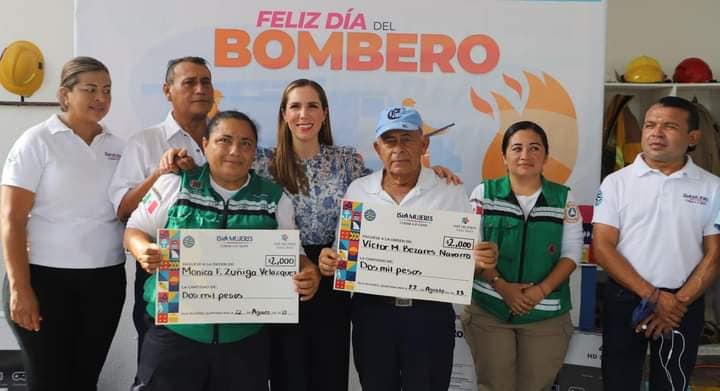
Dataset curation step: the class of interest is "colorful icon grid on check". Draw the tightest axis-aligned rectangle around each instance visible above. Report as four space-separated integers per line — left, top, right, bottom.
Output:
157 229 181 324
335 201 362 291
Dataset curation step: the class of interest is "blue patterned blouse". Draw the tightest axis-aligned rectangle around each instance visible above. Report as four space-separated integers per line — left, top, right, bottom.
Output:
254 145 371 245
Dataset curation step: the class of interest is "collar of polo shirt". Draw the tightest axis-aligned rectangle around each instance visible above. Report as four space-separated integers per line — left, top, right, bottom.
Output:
632 153 701 180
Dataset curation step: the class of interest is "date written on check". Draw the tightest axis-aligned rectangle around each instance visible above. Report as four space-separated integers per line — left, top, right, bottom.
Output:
333 200 480 305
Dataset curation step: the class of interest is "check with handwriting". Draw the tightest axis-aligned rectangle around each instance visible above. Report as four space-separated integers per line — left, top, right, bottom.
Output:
155 228 299 324
333 200 479 305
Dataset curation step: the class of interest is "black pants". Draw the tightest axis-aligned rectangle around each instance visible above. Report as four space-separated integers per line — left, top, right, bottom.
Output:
602 279 704 391
269 244 351 391
133 261 151 362
134 326 269 391
351 294 455 391
3 263 126 391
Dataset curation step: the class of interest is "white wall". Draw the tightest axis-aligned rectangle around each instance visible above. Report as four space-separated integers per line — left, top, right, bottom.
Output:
0 1 136 390
0 0 718 390
0 0 72 158
605 0 720 81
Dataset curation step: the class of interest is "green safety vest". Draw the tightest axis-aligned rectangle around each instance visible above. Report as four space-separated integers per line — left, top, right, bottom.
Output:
472 176 572 324
144 164 283 343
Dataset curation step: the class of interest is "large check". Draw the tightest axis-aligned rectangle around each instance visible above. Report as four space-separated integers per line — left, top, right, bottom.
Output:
333 200 480 305
155 228 299 325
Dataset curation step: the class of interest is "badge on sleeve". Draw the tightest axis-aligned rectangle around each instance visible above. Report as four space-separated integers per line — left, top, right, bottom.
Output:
564 201 580 223
471 198 483 215
142 187 162 215
594 190 603 206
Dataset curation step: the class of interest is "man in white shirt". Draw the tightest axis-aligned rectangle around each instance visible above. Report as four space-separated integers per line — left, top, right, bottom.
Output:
593 96 720 390
318 106 497 391
108 56 214 359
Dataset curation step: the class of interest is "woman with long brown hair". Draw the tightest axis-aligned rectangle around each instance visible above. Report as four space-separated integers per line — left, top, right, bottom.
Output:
256 79 461 391
254 79 363 391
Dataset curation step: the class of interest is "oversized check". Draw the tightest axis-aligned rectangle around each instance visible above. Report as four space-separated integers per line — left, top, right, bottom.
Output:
155 228 299 325
333 200 480 304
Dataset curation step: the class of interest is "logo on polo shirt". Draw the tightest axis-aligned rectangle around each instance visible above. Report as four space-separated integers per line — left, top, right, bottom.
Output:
594 190 603 206
682 193 709 205
104 151 121 161
5 150 18 164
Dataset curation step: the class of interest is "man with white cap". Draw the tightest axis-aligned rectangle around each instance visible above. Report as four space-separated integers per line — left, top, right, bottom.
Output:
319 106 497 391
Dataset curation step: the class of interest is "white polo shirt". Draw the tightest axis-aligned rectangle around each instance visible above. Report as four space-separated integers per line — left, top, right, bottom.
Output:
108 112 207 213
1 114 126 268
343 167 471 216
127 172 299 244
593 154 720 288
343 167 470 302
468 183 584 264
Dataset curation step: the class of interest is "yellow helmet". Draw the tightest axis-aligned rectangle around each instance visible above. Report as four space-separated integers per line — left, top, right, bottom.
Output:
624 55 664 83
0 40 45 97
627 55 661 71
625 65 665 83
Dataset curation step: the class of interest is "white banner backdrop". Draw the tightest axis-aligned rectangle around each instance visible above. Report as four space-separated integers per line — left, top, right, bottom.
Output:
76 1 606 389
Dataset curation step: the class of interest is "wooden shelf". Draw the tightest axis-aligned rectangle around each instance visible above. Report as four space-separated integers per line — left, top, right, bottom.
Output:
604 83 720 97
605 82 720 89
604 82 674 89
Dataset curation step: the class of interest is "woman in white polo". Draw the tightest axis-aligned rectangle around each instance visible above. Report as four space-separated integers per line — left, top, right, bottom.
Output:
1 57 126 391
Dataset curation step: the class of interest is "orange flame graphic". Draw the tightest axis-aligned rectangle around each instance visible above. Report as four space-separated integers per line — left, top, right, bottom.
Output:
208 89 224 119
475 71 578 184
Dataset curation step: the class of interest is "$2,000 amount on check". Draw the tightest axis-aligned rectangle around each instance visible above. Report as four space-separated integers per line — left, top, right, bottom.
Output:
155 228 299 325
333 200 479 305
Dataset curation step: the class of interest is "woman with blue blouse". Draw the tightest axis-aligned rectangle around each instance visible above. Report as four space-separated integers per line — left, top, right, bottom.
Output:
161 78 459 389
256 79 460 391
254 79 367 391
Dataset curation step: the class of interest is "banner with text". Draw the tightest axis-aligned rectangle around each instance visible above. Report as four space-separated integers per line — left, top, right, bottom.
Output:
76 1 606 389
76 0 606 204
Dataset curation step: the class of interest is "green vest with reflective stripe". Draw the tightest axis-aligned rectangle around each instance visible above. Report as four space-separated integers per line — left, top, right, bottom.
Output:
472 176 572 324
144 164 283 343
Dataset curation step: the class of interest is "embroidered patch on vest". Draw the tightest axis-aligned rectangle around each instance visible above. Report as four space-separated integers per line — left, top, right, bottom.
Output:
564 201 580 223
